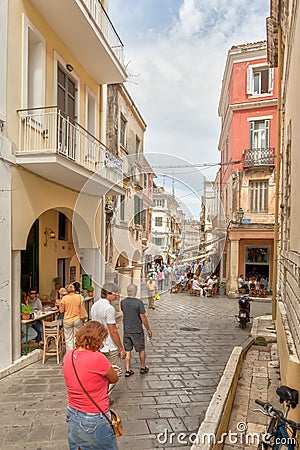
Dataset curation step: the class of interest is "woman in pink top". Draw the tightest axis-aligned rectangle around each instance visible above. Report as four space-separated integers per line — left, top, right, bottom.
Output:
63 321 119 450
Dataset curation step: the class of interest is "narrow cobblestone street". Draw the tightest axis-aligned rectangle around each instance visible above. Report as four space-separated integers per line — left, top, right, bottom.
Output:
0 292 271 450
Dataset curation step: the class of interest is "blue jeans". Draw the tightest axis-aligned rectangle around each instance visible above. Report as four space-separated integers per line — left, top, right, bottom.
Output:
32 320 43 343
66 406 118 450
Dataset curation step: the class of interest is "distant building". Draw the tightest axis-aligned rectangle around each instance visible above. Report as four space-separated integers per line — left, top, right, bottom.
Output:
149 185 182 265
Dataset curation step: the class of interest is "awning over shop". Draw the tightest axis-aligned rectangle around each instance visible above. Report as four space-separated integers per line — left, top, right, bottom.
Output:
179 249 219 264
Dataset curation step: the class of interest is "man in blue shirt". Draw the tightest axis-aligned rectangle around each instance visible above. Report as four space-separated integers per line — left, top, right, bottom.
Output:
121 284 152 377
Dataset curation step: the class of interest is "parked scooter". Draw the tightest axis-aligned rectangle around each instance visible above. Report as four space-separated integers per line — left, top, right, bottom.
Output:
236 296 251 329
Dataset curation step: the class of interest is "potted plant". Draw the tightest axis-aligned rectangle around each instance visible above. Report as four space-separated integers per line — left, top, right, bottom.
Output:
219 282 226 295
21 304 32 320
86 286 94 298
53 277 61 290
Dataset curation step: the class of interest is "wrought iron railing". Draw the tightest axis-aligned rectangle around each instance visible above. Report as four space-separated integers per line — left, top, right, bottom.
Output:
17 106 122 183
243 147 275 168
81 0 124 65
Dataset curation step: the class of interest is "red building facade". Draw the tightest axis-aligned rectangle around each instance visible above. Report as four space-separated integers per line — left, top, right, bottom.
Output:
218 41 278 296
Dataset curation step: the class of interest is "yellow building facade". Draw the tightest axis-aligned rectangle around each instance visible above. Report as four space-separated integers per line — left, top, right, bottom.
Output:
0 0 126 370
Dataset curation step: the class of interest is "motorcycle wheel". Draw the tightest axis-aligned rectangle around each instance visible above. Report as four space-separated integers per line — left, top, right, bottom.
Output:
240 318 246 329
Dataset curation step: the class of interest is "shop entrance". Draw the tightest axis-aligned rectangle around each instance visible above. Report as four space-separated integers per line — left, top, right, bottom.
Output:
245 264 269 281
21 219 39 292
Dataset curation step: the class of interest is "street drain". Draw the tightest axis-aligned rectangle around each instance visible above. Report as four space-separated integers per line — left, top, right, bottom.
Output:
180 327 201 332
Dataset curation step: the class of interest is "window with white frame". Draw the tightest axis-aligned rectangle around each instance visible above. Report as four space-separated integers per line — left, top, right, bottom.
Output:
86 88 96 135
250 120 270 150
155 217 163 227
247 65 274 96
120 114 127 148
120 195 125 221
155 237 163 246
155 199 165 208
23 17 45 109
249 180 268 213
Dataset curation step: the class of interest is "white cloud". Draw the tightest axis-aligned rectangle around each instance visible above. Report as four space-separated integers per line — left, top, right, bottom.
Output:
109 0 270 213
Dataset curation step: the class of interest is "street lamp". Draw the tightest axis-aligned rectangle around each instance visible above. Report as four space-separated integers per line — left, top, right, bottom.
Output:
237 207 244 223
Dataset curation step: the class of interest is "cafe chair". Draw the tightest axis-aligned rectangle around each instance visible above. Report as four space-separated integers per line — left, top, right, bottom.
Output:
211 284 219 296
258 283 267 298
42 320 64 364
249 283 257 297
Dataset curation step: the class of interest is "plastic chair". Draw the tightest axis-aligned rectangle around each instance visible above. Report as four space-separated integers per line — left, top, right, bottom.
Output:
42 320 64 364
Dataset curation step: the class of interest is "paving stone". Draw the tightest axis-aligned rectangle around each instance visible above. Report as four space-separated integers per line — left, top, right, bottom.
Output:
122 419 149 435
147 418 171 434
157 408 176 418
0 291 272 448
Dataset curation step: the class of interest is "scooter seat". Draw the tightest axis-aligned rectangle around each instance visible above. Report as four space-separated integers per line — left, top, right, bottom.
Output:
276 386 299 408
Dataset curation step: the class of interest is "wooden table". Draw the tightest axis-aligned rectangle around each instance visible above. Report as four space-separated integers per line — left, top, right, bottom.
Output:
21 309 59 355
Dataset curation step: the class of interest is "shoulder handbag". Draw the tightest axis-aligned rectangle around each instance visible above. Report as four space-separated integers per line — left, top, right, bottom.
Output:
79 295 88 321
71 350 124 437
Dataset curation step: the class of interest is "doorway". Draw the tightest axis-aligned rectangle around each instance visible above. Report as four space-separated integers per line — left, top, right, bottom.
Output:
21 219 39 292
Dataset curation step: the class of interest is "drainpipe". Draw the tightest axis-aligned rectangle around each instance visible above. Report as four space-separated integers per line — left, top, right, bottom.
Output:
272 23 282 321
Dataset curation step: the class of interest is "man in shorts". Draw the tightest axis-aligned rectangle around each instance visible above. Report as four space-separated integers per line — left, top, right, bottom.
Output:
121 284 152 377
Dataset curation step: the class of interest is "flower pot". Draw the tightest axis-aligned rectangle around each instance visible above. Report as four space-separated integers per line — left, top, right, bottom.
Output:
21 313 31 320
219 287 226 295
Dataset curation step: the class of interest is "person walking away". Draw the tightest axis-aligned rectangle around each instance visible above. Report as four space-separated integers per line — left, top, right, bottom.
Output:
59 284 84 352
121 284 152 377
157 269 163 291
91 283 125 392
163 265 170 288
62 321 119 450
146 276 157 310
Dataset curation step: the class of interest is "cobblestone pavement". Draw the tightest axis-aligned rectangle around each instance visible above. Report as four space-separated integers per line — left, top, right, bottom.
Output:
223 321 281 450
0 292 271 450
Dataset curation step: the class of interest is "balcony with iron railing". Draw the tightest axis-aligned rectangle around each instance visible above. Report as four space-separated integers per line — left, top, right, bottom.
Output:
17 107 123 194
243 147 275 168
29 0 126 84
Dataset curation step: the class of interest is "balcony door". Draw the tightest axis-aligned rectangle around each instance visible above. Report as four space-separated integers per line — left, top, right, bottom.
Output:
57 65 77 160
250 120 270 165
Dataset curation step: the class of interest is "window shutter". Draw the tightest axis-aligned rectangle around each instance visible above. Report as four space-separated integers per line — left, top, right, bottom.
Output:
246 67 252 94
265 120 270 148
250 121 254 149
268 68 274 92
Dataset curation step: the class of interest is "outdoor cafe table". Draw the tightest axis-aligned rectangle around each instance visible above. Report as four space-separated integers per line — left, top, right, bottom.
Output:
21 309 59 355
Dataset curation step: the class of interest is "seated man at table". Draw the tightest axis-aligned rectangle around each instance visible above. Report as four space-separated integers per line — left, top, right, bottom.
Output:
192 277 204 297
26 288 43 344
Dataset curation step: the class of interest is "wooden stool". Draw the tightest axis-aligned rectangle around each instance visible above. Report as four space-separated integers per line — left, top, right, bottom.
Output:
42 320 63 364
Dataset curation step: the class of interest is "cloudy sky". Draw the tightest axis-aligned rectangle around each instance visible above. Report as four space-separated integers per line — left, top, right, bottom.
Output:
109 0 270 217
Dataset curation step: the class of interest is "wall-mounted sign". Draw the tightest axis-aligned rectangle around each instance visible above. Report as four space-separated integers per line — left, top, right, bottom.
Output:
242 218 251 224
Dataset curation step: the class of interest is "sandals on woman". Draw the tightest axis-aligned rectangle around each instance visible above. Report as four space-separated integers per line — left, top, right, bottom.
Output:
125 369 134 377
140 367 149 375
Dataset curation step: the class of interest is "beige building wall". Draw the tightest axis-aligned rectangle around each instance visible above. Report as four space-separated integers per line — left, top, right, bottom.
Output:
7 1 101 146
273 1 300 420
